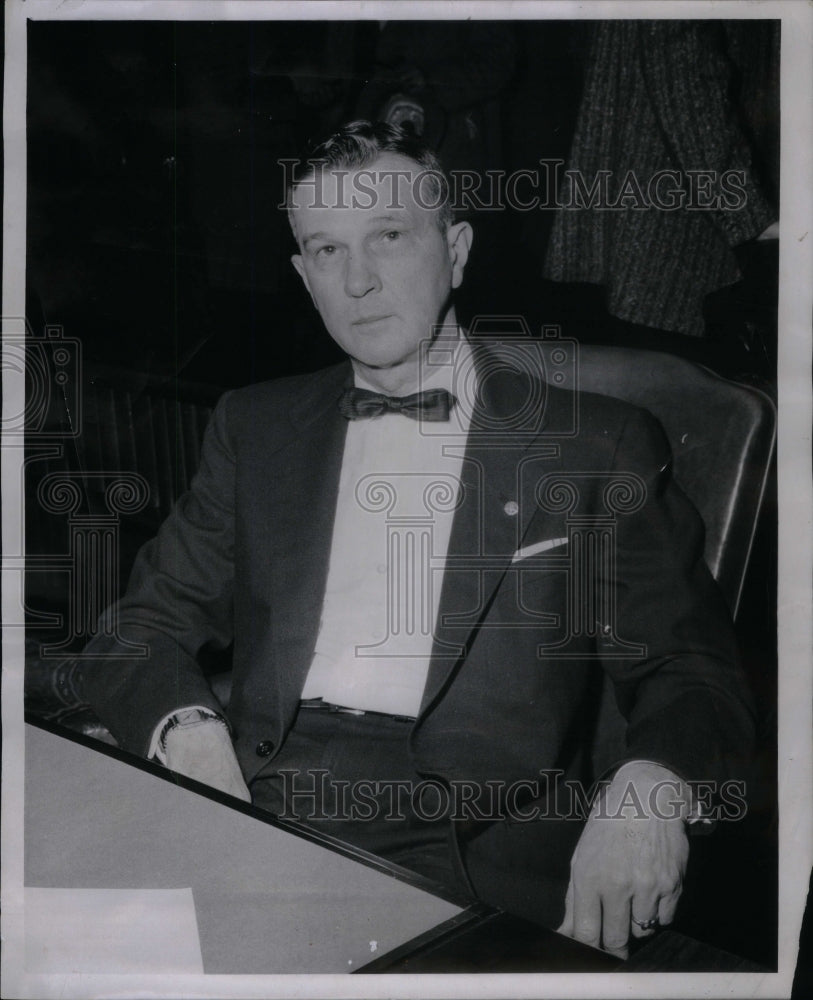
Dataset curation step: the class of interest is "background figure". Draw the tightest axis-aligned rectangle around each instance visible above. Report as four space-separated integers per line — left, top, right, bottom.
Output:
543 20 778 374
355 21 516 174
257 20 361 145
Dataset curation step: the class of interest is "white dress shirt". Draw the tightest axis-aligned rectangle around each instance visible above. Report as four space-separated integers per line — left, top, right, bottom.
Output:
300 334 474 717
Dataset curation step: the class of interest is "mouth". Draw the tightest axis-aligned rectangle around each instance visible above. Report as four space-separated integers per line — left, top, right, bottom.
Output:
352 314 393 327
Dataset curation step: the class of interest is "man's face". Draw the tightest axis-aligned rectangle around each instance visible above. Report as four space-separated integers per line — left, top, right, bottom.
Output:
290 153 471 380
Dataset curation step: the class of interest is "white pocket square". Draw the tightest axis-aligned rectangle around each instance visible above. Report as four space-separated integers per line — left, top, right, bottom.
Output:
511 537 569 563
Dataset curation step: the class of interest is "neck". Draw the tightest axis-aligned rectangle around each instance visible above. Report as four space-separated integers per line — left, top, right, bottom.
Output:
351 312 461 396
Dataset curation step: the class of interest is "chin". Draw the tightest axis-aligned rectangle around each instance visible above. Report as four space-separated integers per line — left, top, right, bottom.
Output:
353 351 406 371
350 336 416 370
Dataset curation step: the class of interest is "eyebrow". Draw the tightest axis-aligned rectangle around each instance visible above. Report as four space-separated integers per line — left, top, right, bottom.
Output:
302 232 333 249
301 215 410 249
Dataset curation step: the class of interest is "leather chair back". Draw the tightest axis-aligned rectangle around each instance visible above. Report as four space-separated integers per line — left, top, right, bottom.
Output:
575 345 776 776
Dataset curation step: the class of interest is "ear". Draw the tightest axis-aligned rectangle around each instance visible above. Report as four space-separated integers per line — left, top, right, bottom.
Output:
446 221 473 290
291 254 315 304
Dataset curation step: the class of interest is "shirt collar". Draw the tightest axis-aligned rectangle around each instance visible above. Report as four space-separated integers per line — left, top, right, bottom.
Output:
353 328 472 397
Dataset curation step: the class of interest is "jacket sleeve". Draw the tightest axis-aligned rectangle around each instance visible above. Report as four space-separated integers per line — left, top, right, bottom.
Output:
601 406 757 787
78 392 237 756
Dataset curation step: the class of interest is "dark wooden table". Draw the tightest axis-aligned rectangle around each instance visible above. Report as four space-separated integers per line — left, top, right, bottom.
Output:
360 911 769 973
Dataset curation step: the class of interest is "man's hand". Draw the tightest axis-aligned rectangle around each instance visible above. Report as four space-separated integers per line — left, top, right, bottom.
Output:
164 719 252 802
558 761 690 959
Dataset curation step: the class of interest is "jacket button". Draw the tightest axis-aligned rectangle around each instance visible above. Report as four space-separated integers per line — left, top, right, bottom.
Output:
255 741 274 757
503 500 519 516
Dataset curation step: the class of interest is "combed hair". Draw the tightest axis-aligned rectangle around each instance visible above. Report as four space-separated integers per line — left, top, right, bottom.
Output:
287 120 454 231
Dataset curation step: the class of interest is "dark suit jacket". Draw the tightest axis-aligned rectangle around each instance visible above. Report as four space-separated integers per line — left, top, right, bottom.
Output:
80 352 754 916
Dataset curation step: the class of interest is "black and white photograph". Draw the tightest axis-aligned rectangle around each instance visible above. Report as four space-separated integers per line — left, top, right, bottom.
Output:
2 1 811 996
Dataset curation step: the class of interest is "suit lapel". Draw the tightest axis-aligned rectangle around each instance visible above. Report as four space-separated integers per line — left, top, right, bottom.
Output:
262 364 351 715
419 353 561 715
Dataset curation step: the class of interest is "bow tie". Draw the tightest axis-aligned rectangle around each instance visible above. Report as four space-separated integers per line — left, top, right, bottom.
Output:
338 386 457 422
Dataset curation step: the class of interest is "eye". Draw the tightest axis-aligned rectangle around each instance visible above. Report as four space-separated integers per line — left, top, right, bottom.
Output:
383 230 401 242
316 244 337 257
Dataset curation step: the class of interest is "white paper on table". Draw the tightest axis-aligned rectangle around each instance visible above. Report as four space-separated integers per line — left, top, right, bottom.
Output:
24 887 204 974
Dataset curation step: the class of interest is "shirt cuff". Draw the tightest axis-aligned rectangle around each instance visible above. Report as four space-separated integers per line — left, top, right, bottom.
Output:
148 706 229 764
609 759 714 828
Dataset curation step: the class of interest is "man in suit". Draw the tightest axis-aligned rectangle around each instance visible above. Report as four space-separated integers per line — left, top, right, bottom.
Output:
78 121 754 956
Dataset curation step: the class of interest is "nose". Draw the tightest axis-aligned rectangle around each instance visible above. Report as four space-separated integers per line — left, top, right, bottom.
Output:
343 248 381 298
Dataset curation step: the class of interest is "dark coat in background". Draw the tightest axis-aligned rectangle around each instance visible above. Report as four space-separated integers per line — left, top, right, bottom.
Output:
544 20 778 337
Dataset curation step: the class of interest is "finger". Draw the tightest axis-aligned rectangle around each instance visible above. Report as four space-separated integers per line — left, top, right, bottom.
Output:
600 896 631 959
657 885 682 927
630 887 661 939
572 880 602 949
630 914 660 937
557 881 575 936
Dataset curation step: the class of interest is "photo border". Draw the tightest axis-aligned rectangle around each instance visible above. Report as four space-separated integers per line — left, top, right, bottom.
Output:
3 2 811 997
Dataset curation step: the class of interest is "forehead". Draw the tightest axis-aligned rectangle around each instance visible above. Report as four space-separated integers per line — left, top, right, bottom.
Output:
290 152 440 238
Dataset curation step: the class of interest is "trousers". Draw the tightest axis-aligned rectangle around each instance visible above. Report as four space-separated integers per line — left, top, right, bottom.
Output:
250 703 578 928
249 705 476 903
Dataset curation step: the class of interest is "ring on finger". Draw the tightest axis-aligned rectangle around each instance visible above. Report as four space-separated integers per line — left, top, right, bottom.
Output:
631 915 659 931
